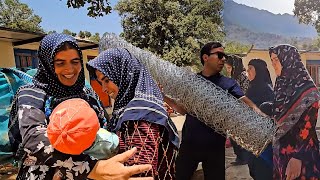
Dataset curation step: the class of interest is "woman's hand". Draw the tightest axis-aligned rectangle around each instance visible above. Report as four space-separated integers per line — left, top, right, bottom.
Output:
285 157 302 180
252 107 267 117
240 96 267 117
163 96 187 115
88 147 153 180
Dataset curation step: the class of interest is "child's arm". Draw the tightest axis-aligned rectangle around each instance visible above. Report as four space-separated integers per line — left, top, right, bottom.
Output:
84 129 119 160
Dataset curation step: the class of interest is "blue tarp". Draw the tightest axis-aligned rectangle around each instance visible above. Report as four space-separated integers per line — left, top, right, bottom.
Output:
0 68 33 164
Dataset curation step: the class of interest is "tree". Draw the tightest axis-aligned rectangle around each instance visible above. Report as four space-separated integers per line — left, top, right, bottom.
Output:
47 30 57 34
84 31 92 38
90 32 100 43
62 29 77 37
289 37 299 48
312 38 320 50
302 43 308 50
78 30 86 38
66 0 112 17
0 0 43 32
115 0 224 67
294 0 320 32
62 29 73 35
224 41 251 55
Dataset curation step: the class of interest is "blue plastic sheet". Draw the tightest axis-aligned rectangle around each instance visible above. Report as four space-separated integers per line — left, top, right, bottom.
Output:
0 68 33 164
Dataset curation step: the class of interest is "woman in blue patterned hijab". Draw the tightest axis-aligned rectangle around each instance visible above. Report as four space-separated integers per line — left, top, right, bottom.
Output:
87 48 179 179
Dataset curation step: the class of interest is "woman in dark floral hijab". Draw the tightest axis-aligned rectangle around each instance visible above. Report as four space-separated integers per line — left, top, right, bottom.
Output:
269 44 320 180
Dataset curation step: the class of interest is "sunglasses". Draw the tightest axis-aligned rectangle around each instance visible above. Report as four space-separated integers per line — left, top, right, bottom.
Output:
208 52 227 60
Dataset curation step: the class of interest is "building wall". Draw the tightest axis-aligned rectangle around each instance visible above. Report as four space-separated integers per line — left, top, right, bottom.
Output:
0 41 15 67
0 41 41 68
304 52 320 61
15 42 40 50
82 49 99 80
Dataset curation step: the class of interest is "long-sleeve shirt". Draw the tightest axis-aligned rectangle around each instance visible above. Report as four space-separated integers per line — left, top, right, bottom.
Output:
273 102 320 179
14 87 98 180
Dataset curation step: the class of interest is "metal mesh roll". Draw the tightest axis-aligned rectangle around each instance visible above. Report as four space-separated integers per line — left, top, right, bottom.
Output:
99 33 276 155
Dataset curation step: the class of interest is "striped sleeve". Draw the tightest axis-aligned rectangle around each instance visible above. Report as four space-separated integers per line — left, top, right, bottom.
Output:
17 87 46 109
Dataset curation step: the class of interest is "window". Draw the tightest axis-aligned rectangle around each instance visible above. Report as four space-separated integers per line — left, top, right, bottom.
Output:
14 49 38 69
15 53 33 68
306 60 320 86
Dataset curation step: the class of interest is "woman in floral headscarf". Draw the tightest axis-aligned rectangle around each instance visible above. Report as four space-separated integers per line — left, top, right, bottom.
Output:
269 44 320 180
87 48 180 180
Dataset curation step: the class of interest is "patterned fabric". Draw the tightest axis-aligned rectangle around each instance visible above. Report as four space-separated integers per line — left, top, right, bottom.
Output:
226 55 249 93
273 102 320 179
118 120 177 180
269 45 320 141
86 48 179 179
86 48 179 147
269 44 320 179
35 33 86 98
236 71 250 94
15 105 96 180
8 34 105 180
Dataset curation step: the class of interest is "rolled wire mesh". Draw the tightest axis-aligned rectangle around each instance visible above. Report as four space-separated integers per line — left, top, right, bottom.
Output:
99 33 276 155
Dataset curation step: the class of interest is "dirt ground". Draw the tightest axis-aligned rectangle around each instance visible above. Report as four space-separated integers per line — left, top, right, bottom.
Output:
191 147 252 180
0 164 17 180
173 115 253 180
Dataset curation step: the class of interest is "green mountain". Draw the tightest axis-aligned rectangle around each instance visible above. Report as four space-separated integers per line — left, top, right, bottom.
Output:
223 0 317 49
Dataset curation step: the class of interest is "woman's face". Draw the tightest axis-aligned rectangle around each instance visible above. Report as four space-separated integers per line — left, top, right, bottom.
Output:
95 70 119 100
225 63 232 77
270 53 282 76
54 49 82 86
247 65 256 81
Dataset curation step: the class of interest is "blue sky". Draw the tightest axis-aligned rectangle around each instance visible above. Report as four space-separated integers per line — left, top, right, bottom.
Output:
233 0 295 15
20 0 295 35
20 0 122 35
